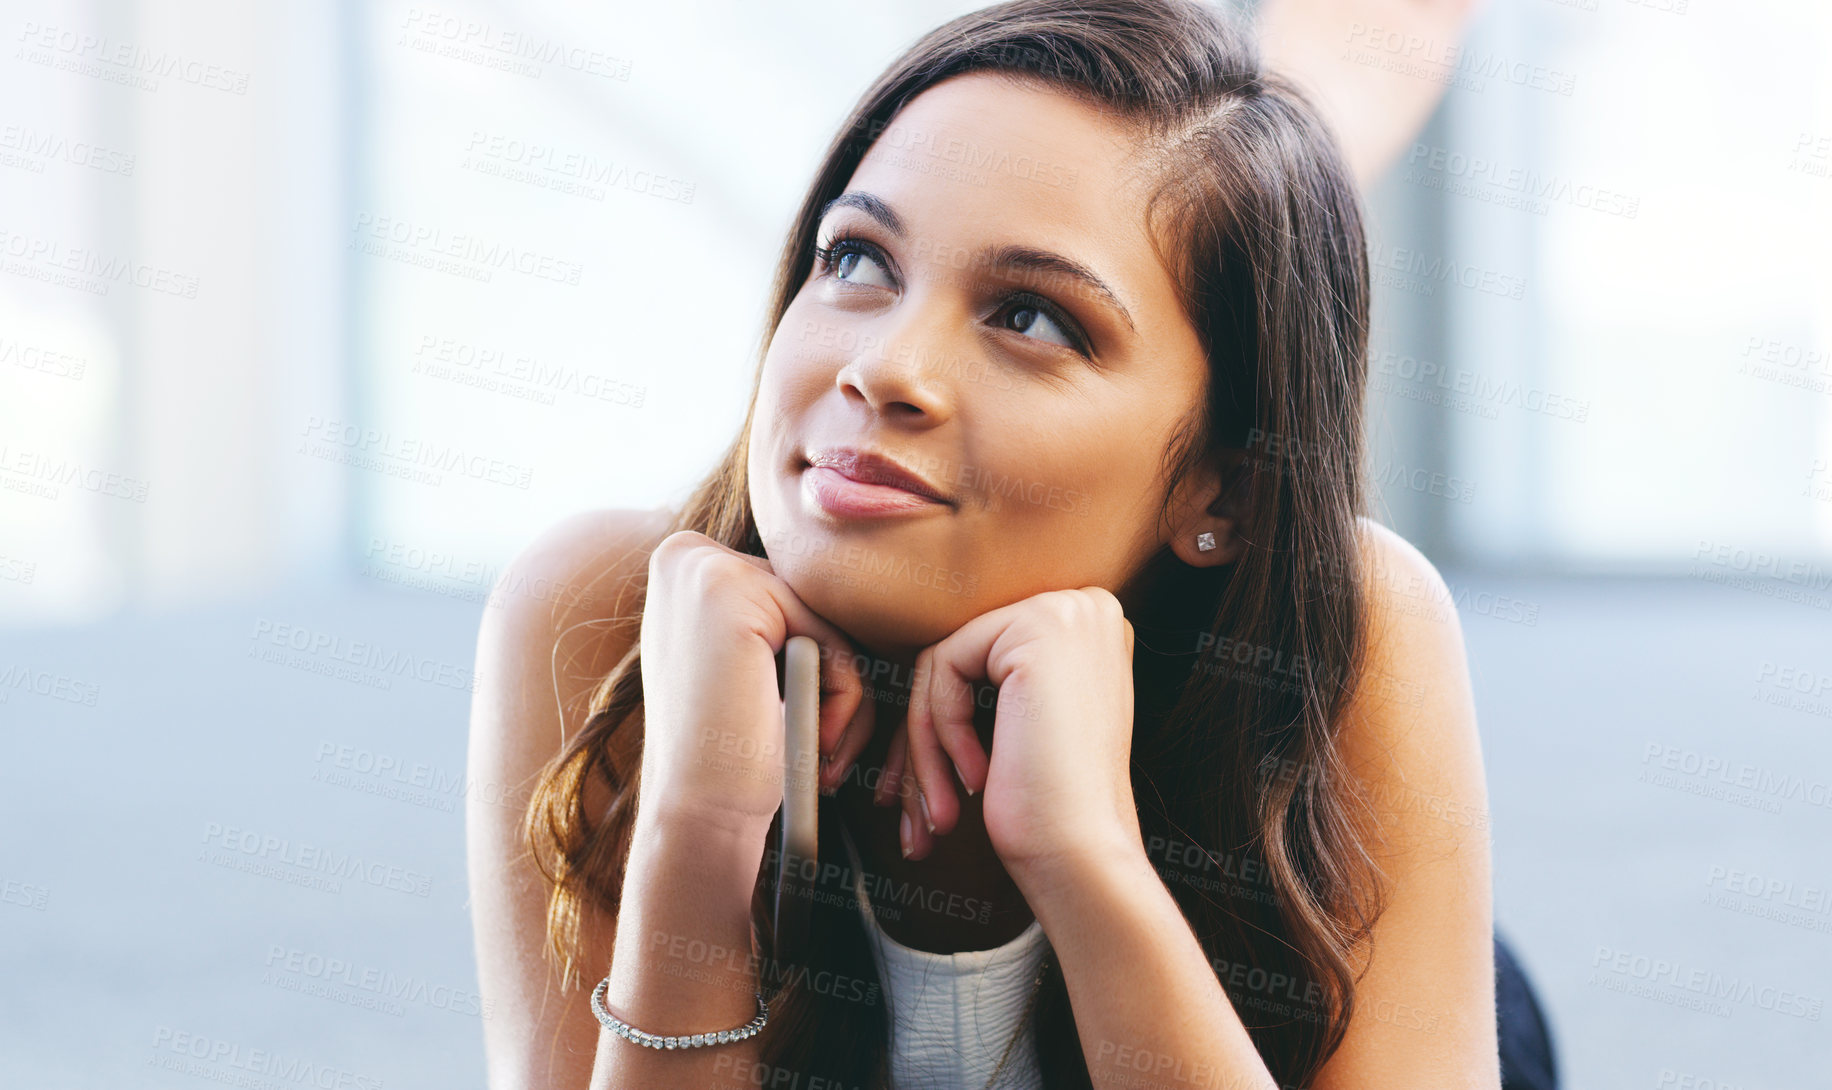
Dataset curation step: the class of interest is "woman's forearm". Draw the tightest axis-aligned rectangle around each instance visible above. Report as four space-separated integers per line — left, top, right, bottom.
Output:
591 809 771 1090
1013 837 1281 1090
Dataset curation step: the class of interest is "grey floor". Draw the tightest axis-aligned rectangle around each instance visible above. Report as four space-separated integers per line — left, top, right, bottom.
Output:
1 570 1827 1088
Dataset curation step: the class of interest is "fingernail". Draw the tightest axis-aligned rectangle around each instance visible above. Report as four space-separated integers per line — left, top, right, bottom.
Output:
900 811 913 858
919 790 935 834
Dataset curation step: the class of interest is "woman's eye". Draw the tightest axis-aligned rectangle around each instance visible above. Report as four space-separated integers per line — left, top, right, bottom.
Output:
1004 303 1080 351
829 243 896 289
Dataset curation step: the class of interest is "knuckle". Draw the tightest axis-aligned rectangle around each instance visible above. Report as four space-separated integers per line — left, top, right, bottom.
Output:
692 551 758 598
1083 585 1122 612
648 529 709 574
654 528 709 556
1078 586 1125 626
1030 591 1074 621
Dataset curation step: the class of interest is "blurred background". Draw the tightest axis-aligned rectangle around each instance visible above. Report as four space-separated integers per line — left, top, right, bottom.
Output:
2 0 1828 1086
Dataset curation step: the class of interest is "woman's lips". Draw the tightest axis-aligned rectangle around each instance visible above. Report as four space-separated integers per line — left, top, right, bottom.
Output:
802 465 952 519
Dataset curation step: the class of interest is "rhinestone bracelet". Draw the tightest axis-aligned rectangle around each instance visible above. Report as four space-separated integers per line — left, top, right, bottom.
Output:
589 975 770 1049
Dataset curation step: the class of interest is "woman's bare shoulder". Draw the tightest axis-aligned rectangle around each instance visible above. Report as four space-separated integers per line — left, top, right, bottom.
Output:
492 506 681 625
1308 531 1496 1087
472 506 681 740
1341 514 1486 829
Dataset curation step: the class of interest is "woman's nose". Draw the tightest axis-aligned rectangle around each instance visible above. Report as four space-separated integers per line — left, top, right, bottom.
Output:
832 302 964 425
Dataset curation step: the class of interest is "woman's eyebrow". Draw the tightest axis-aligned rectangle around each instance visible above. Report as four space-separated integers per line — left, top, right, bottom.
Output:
820 191 905 236
983 244 1137 334
818 190 1137 334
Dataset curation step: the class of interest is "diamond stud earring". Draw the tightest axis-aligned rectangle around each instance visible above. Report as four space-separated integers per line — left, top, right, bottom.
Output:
1196 531 1216 552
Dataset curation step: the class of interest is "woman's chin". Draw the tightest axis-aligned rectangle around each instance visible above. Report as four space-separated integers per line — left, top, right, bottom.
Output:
775 561 970 656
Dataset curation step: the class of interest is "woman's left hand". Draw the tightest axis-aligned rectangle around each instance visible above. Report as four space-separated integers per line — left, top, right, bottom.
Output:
872 587 1141 876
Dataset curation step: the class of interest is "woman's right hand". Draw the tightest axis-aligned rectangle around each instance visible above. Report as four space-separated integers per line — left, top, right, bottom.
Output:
636 530 875 837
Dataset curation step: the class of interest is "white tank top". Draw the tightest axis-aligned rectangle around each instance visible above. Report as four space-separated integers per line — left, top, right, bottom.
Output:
836 820 1053 1090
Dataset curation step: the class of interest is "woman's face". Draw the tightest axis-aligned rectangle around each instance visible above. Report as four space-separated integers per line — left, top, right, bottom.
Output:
749 71 1215 655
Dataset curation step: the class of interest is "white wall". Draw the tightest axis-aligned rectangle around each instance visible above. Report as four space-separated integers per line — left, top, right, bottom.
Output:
5 0 1830 630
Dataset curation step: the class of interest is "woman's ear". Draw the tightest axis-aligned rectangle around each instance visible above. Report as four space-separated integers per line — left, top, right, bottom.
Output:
1169 448 1253 567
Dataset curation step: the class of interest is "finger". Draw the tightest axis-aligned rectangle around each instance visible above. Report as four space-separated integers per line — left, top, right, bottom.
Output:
878 723 923 856
875 721 909 807
904 647 960 836
901 760 934 860
751 572 865 769
822 680 875 794
920 614 1012 798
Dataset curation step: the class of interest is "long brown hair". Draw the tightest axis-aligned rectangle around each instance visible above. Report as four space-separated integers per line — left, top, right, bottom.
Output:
525 1 1379 1085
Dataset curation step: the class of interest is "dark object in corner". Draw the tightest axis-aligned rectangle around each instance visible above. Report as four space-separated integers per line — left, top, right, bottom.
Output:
1497 928 1560 1090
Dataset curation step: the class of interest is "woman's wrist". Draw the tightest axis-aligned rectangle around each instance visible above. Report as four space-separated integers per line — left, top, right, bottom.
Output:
1002 821 1150 902
635 796 776 857
604 800 771 1050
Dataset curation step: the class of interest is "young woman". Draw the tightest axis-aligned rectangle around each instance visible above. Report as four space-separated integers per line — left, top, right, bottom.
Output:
466 2 1558 1087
